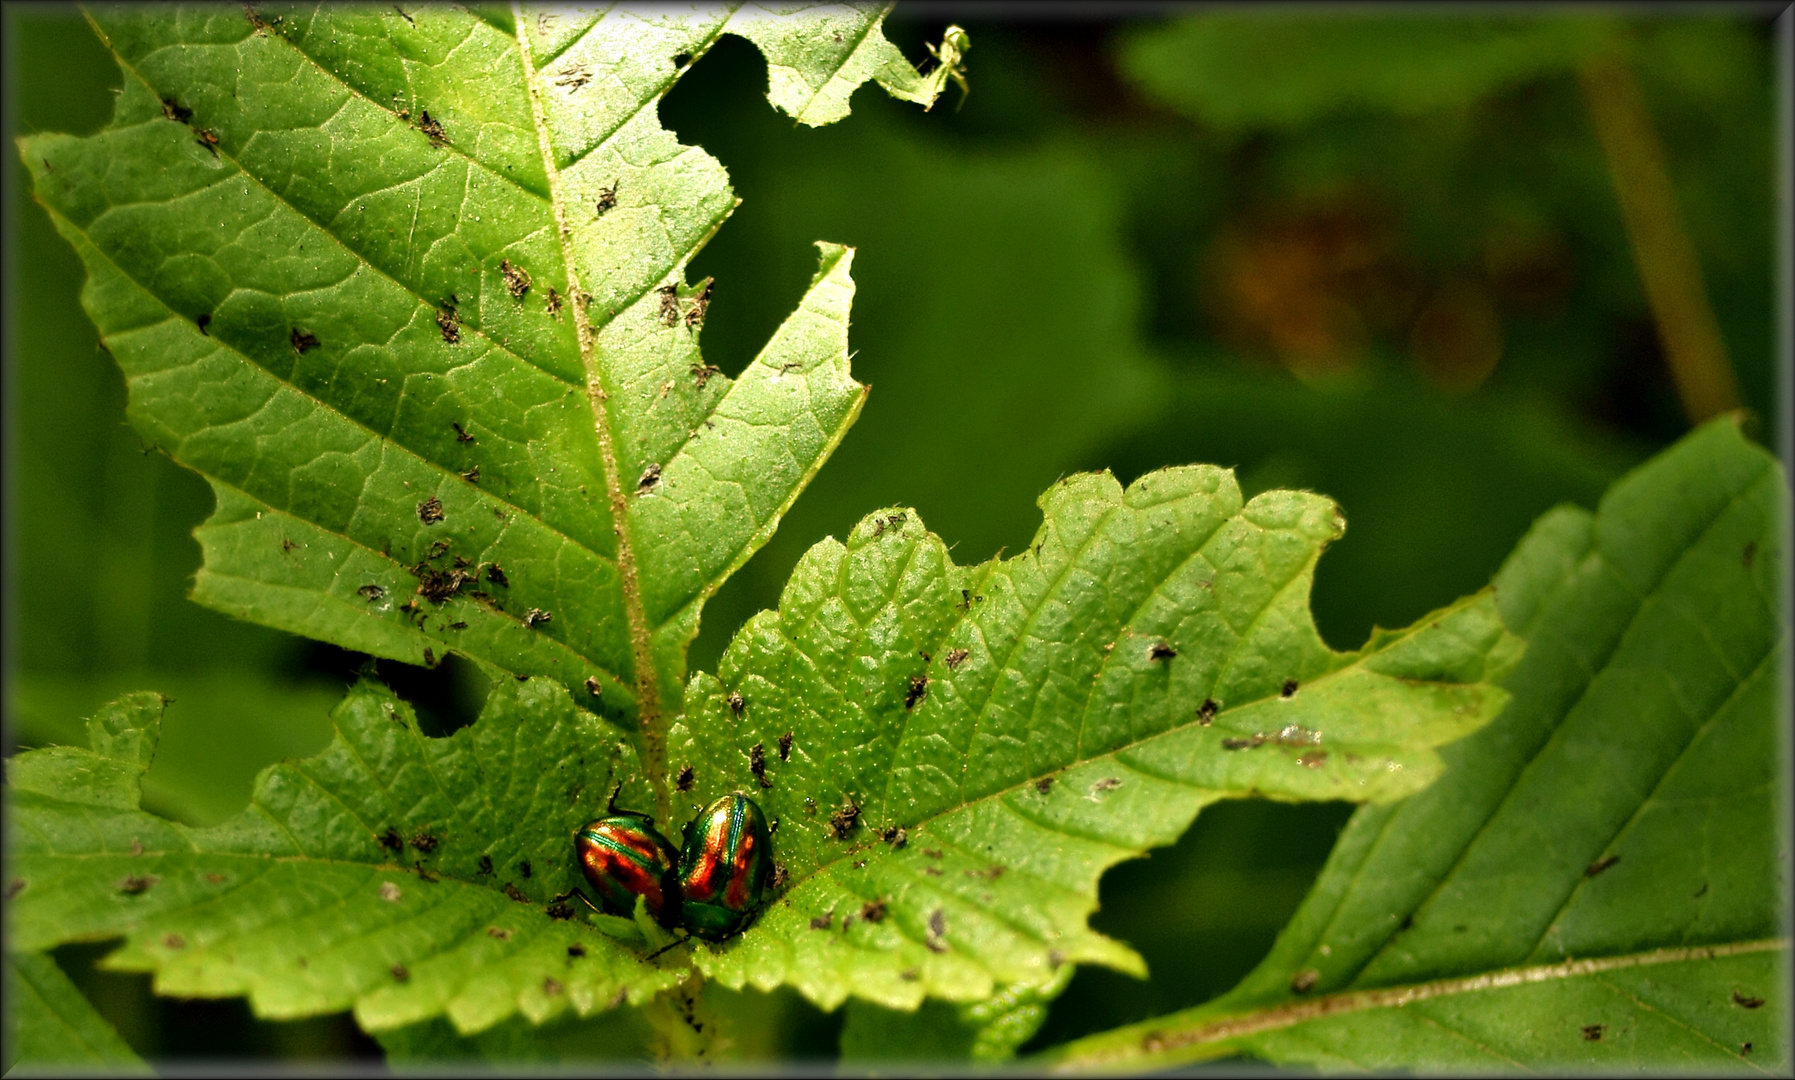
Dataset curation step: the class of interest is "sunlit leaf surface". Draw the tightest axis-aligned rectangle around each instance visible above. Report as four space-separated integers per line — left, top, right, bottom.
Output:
1043 419 1788 1073
677 466 1521 1009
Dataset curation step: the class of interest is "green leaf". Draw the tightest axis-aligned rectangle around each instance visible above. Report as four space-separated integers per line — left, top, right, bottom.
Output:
672 465 1522 1011
840 966 1075 1067
1120 14 1619 131
4 952 151 1073
10 671 341 826
7 679 695 1037
1040 418 1788 1072
18 3 947 817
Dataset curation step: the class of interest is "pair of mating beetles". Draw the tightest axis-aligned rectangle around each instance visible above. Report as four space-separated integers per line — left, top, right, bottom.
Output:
575 792 773 942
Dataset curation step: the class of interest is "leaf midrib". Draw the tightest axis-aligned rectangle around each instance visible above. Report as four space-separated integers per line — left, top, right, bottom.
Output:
512 4 665 819
1041 937 1791 1073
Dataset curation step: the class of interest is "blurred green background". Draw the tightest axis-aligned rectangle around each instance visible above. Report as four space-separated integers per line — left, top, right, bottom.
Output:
3 6 1778 1064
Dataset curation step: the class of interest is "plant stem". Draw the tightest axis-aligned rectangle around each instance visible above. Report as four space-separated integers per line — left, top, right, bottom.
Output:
1579 51 1740 425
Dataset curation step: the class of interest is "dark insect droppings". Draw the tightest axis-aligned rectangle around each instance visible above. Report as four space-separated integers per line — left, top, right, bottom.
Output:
478 855 493 876
594 181 618 216
905 675 929 710
1197 698 1219 725
728 691 745 715
677 764 695 792
118 874 158 895
379 828 404 854
1148 642 1177 661
637 463 662 493
410 832 438 855
392 964 410 982
860 899 887 923
1732 991 1765 1009
196 313 211 335
585 676 603 698
417 496 445 524
289 328 319 353
944 648 970 670
487 563 509 587
685 280 712 328
1585 855 1620 877
749 743 771 788
568 944 586 958
657 285 681 326
1281 679 1300 698
778 731 793 761
418 110 447 146
829 796 861 840
161 97 193 123
524 608 552 628
927 909 948 952
1290 969 1319 994
1582 1025 1603 1041
500 259 530 299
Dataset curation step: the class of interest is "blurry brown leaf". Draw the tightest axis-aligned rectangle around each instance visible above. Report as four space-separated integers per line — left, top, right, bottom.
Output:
1409 277 1504 394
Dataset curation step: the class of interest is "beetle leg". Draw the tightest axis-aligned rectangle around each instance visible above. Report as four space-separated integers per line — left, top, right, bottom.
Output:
552 886 603 914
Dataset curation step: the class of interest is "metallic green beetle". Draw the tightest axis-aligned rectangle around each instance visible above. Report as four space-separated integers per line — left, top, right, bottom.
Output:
575 812 683 929
678 792 773 940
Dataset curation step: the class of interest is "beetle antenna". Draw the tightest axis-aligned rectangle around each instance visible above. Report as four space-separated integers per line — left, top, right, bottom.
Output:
644 932 691 961
605 782 622 814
